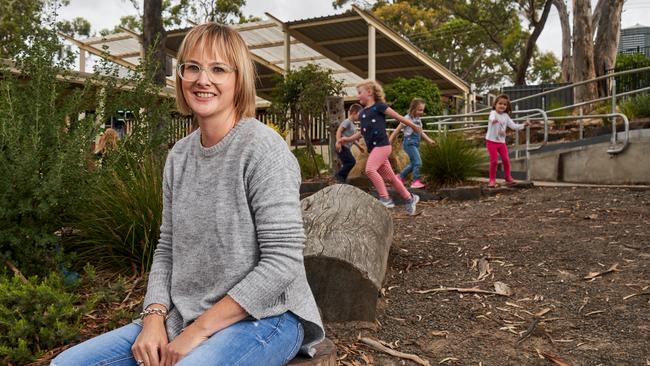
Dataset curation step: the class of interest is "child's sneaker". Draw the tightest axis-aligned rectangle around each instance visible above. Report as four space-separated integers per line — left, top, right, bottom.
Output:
379 197 395 208
410 179 425 189
405 193 419 215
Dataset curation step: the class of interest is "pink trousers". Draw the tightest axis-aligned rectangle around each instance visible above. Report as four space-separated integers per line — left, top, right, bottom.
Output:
486 140 513 184
366 145 411 199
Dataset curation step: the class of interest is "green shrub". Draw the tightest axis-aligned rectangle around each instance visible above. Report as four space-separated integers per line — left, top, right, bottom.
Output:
292 148 327 179
620 93 650 119
0 26 99 276
68 153 164 275
421 134 486 186
0 272 93 365
384 76 443 118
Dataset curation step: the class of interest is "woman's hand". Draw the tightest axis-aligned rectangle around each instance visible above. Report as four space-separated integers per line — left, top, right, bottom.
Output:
161 325 209 366
132 316 169 366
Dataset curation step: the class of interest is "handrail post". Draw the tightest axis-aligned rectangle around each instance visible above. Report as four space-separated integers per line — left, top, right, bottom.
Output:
514 104 520 159
525 122 531 181
611 72 617 145
579 106 584 140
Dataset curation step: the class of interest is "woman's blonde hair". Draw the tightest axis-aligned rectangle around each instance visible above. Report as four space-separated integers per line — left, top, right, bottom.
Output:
408 98 425 116
356 80 385 103
175 23 256 120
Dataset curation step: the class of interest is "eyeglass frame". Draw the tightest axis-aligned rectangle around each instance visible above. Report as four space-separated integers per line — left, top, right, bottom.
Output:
177 61 238 84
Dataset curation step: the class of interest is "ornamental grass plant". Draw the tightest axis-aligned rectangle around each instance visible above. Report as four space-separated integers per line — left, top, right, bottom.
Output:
420 133 486 186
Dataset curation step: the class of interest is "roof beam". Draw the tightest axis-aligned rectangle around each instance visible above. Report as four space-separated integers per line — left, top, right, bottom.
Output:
290 15 360 29
268 55 328 64
351 4 468 94
318 35 376 46
58 32 175 88
234 21 278 32
85 34 133 45
115 51 142 58
376 65 429 74
342 50 405 61
248 39 300 50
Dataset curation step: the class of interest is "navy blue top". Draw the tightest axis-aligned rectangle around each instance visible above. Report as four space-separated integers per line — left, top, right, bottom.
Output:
359 103 390 152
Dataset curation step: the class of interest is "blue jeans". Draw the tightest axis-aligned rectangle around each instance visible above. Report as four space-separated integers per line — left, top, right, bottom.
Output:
400 142 422 181
336 145 356 182
51 312 304 366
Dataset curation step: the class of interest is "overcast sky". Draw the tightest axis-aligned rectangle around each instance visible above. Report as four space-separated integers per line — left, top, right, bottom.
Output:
58 0 650 58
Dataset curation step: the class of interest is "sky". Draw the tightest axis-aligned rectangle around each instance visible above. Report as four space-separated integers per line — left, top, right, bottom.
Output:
58 0 650 59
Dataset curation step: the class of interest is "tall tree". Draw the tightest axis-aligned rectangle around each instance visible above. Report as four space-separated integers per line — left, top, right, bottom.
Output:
572 0 597 105
143 0 167 86
552 0 572 82
513 0 553 85
593 0 625 81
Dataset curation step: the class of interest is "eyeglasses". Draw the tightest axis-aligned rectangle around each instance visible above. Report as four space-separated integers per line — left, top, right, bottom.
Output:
177 62 237 83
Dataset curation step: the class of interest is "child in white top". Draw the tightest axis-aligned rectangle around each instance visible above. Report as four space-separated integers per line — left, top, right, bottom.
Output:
485 94 529 187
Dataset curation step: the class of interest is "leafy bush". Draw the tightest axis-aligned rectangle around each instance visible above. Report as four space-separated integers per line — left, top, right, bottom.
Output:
384 76 443 117
620 93 650 119
420 134 486 186
615 53 650 93
0 26 99 276
68 153 164 275
292 148 327 179
0 272 93 365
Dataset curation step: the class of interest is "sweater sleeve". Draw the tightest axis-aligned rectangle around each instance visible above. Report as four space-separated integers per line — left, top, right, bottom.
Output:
143 152 174 310
227 140 306 319
506 115 526 131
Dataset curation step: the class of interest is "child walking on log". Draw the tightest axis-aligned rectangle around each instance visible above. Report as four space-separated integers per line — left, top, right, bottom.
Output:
339 80 421 215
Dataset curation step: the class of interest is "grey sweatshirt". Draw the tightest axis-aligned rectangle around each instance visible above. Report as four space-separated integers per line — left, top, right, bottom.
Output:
142 118 324 356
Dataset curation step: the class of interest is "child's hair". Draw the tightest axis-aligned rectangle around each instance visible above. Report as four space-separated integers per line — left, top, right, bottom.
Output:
356 80 385 103
492 94 512 114
348 103 363 114
175 23 256 120
408 98 425 116
95 128 119 155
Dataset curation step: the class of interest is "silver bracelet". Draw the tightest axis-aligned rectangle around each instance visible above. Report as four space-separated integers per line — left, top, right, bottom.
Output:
139 307 168 320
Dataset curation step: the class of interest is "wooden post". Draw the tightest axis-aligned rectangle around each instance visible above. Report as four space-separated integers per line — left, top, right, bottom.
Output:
79 48 86 72
326 96 345 175
368 24 376 80
284 27 291 74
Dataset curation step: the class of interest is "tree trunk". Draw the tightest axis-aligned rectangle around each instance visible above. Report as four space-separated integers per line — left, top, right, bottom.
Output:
301 184 393 322
143 0 166 86
300 113 321 179
552 0 572 83
143 0 168 145
593 0 625 96
572 0 597 109
514 0 553 85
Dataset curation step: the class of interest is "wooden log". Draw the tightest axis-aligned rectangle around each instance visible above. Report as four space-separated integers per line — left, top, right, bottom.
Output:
287 338 337 366
301 184 392 322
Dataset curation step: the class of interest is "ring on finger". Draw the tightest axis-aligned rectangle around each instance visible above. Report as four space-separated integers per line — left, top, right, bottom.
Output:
136 360 144 365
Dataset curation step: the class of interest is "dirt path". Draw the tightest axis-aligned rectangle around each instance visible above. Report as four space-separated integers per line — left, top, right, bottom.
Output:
327 187 650 366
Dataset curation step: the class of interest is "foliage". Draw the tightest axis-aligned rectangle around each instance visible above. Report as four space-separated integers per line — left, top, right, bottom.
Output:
292 148 328 180
547 100 571 118
420 133 486 186
0 25 99 276
56 16 91 37
615 53 650 93
0 271 93 364
270 63 343 177
267 122 289 139
620 93 650 119
384 76 443 117
530 51 561 84
0 0 61 57
114 0 258 33
67 153 164 275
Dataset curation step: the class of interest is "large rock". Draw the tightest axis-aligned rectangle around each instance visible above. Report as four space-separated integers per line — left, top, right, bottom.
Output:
301 184 392 322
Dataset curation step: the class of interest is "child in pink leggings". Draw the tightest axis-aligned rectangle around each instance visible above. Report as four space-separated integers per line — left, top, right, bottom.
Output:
339 80 421 215
486 94 529 187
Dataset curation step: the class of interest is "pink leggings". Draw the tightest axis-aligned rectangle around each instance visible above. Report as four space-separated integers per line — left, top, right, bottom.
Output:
366 145 411 199
486 140 513 184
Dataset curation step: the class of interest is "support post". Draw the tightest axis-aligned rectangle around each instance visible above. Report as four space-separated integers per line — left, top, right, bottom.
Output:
326 96 345 175
368 24 376 80
284 27 291 74
79 48 86 72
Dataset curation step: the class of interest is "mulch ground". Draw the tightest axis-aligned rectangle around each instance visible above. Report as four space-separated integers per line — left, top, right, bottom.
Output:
326 186 650 366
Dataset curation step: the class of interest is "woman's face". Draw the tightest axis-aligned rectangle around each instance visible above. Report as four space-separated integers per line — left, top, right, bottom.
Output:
413 104 425 117
181 45 237 123
356 86 373 106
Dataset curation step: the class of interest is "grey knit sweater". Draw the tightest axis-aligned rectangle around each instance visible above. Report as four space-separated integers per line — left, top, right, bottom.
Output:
142 118 324 356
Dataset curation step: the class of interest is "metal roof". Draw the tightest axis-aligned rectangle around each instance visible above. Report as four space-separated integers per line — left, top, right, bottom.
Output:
69 5 469 108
